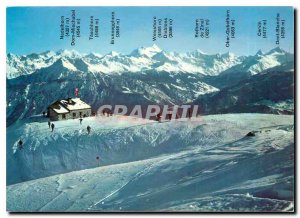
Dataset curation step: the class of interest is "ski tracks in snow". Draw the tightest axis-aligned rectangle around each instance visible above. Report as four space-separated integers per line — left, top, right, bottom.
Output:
88 155 173 211
37 175 65 212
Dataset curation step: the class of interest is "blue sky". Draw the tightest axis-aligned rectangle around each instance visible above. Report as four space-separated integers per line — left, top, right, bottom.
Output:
7 7 294 55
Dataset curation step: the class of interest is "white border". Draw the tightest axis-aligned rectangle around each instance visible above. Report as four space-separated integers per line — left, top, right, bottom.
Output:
1 0 298 217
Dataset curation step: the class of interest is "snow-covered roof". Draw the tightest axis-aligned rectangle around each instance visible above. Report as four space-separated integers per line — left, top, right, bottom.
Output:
60 98 91 111
48 101 69 114
54 105 69 114
49 98 91 114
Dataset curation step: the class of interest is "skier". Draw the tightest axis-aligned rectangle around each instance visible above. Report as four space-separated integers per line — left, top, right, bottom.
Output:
48 120 51 128
51 123 55 132
18 139 23 150
87 125 91 134
79 117 83 125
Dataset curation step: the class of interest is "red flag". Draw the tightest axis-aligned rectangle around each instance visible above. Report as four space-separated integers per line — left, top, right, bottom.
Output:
75 88 79 97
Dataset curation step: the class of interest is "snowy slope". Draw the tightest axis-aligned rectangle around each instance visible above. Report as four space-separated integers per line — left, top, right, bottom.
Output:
7 114 294 212
7 114 244 185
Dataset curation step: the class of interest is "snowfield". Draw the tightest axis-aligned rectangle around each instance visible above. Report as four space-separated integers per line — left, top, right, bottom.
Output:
7 114 294 212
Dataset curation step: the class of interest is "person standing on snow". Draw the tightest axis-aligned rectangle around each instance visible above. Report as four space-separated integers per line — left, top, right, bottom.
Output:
79 117 83 125
18 139 23 150
48 120 51 128
87 125 91 134
51 123 55 132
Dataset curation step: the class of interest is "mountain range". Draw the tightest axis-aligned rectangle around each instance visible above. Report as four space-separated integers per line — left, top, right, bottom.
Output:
6 45 294 126
6 45 293 79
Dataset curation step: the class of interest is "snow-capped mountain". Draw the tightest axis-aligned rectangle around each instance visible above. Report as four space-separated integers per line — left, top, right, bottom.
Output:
130 44 162 57
221 47 294 75
6 51 58 79
6 45 294 126
7 45 292 79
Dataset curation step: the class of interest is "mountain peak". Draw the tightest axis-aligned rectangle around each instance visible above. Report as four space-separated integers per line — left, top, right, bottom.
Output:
266 47 286 55
131 44 162 57
186 49 208 58
105 51 120 57
26 53 40 59
221 51 236 59
85 52 102 59
195 49 207 55
255 49 263 56
7 53 16 58
52 57 77 71
56 49 81 58
40 50 55 56
150 44 162 51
